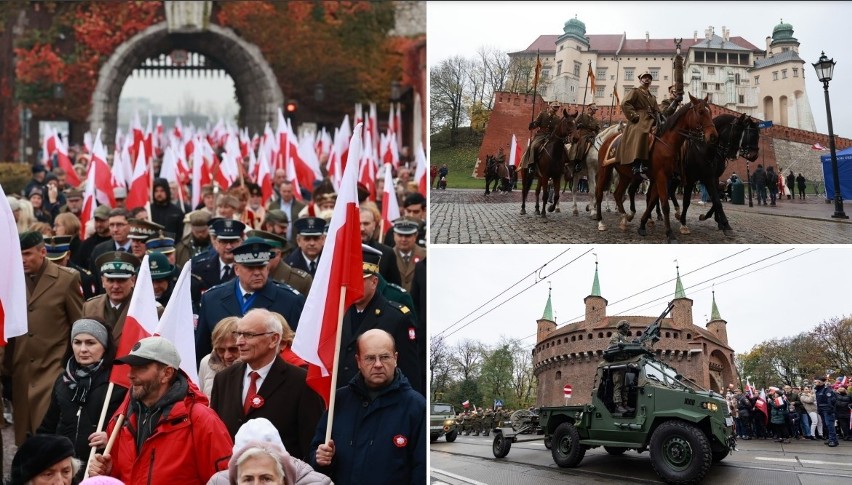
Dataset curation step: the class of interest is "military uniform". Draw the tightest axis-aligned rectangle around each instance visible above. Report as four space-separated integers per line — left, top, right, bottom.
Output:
175 210 212 267
248 229 313 296
568 109 600 165
482 409 495 436
470 411 482 436
45 235 99 299
9 232 83 445
616 74 659 169
609 321 633 412
521 104 561 170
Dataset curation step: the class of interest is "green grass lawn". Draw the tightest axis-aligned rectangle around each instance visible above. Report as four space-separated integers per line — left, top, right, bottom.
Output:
429 144 489 190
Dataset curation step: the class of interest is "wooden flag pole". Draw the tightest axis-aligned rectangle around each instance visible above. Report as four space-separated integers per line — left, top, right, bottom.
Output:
84 382 115 478
84 411 125 478
324 286 348 444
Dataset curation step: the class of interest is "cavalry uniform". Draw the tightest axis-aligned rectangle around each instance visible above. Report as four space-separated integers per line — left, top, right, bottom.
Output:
567 109 601 168
616 76 660 169
521 103 561 170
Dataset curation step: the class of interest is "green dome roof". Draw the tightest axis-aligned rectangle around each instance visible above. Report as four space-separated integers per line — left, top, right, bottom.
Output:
564 15 586 36
771 19 797 43
561 15 589 46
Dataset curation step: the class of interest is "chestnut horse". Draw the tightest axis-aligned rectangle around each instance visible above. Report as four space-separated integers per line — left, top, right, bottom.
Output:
520 109 577 217
594 94 717 242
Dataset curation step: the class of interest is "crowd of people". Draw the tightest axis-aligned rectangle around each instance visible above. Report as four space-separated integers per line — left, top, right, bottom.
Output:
725 378 851 448
4 131 428 484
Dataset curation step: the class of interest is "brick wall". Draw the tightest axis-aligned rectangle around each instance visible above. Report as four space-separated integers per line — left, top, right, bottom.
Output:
480 91 852 184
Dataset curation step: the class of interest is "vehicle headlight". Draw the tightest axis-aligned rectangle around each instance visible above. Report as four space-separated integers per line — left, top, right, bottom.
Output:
701 402 718 412
444 419 455 426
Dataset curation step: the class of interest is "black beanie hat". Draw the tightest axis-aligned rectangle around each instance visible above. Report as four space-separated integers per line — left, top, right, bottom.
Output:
11 434 75 484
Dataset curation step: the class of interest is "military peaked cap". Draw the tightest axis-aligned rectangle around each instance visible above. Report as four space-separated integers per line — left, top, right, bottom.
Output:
147 251 176 280
145 231 176 254
232 237 272 266
361 244 382 277
210 218 246 240
96 251 141 279
392 218 419 235
44 235 73 261
247 229 286 249
128 219 165 240
294 217 325 236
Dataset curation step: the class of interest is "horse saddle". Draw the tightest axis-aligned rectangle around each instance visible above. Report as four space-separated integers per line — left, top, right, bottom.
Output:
602 134 623 167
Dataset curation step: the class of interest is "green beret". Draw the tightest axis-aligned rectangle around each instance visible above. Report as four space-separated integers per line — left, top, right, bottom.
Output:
19 231 44 250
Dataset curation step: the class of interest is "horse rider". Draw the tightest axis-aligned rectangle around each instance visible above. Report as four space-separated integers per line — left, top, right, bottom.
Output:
520 100 562 174
494 146 506 166
616 72 660 175
568 103 601 173
659 85 683 119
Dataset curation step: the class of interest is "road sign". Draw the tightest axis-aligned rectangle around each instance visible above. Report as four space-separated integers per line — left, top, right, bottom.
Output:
494 399 504 408
758 120 773 129
564 384 573 399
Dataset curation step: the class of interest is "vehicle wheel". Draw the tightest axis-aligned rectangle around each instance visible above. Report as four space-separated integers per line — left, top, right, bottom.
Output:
431 434 438 442
544 436 553 450
446 430 458 443
649 421 712 485
492 432 511 458
604 446 627 455
551 422 585 468
712 448 729 463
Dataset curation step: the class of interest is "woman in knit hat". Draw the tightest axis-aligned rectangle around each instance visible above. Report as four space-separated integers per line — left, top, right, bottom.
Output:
11 434 79 485
36 318 127 480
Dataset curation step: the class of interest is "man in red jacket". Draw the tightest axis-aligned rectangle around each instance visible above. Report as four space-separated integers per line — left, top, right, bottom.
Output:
89 337 233 484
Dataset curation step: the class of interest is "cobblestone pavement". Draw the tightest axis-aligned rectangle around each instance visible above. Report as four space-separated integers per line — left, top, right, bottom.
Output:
430 189 852 244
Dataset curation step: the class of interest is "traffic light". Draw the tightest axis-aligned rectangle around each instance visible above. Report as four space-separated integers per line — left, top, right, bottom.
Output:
285 100 298 117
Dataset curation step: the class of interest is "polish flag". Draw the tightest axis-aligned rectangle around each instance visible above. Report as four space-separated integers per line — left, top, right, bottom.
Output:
42 125 57 166
394 102 403 151
191 136 203 209
380 163 400 236
285 150 304 202
508 134 522 167
80 158 97 240
130 111 144 162
257 149 274 206
109 255 159 388
414 143 427 196
54 131 80 187
462 400 470 408
91 131 116 208
154 260 198 384
83 132 93 154
812 143 827 150
124 143 149 211
291 123 365 408
0 184 27 345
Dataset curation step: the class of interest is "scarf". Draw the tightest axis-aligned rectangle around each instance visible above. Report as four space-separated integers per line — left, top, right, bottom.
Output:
63 358 105 405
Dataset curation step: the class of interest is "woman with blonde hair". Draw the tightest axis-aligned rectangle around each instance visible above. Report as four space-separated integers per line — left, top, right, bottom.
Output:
54 212 83 258
198 316 241 396
16 197 36 233
29 221 54 236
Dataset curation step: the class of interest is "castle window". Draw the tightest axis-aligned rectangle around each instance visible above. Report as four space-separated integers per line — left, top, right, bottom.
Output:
793 68 798 77
596 67 606 79
665 332 671 338
598 332 604 338
556 371 562 380
578 334 583 341
557 339 561 345
573 61 581 77
708 66 715 75
557 60 562 76
625 68 635 81
571 336 576 342
687 333 692 339
772 71 778 81
695 51 705 63
782 69 787 79
588 333 593 340
606 331 612 338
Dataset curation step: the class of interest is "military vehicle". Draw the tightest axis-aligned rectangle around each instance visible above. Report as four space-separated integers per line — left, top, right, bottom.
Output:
492 302 735 484
430 402 459 442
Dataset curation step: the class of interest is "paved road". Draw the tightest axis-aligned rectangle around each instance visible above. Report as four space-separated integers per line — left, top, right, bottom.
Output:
431 433 852 484
430 189 852 244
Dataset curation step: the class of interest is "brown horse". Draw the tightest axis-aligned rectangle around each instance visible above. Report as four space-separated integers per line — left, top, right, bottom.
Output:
594 94 717 242
520 109 577 217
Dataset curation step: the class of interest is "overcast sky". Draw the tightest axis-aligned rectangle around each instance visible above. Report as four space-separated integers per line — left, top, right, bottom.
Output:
120 73 238 120
428 1 851 138
430 245 850 355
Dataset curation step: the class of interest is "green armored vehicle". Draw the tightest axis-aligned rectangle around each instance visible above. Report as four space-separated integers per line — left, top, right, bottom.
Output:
430 402 459 442
493 302 735 485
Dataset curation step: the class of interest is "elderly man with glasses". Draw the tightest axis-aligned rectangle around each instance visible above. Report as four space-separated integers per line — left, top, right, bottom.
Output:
210 307 323 461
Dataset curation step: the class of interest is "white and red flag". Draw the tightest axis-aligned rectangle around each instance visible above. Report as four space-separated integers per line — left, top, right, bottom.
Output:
0 183 27 345
508 134 522 167
91 130 116 208
124 142 149 211
54 130 80 187
292 123 365 408
414 143 427 196
380 163 400 235
42 125 57 166
154 260 198 384
109 255 159 388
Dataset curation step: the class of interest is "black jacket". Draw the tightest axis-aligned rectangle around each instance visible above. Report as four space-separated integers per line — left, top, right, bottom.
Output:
36 360 128 461
836 392 851 415
150 178 185 238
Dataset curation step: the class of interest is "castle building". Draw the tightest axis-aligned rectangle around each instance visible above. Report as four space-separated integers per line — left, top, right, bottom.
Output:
532 263 737 406
508 17 815 131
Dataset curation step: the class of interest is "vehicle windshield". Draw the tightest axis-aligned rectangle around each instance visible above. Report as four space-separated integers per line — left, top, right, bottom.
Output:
432 404 454 415
643 360 704 392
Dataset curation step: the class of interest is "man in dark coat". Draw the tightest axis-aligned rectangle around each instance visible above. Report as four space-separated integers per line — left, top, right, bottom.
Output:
73 204 112 269
359 206 402 286
248 229 313 295
211 307 323 460
195 238 305 365
190 218 245 308
520 101 561 173
149 177 184 238
336 245 422 396
284 217 325 277
617 71 659 175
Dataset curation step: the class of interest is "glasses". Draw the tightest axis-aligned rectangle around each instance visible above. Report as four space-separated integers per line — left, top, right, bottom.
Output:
232 331 275 340
362 354 395 365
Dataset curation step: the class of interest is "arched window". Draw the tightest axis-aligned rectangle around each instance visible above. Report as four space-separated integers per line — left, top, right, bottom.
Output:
556 371 562 380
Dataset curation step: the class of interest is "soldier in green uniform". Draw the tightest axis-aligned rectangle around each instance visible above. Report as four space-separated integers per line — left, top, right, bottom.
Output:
247 229 313 295
659 85 683 118
616 72 660 175
472 408 483 436
462 410 472 435
174 210 212 267
609 320 633 414
568 103 601 173
128 218 164 260
520 101 562 173
482 408 495 437
148 251 176 307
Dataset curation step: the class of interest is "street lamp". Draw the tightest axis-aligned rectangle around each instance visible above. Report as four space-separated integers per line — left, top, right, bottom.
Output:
812 51 849 219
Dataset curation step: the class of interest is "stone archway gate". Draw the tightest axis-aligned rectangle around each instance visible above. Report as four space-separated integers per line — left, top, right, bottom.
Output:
89 3 282 146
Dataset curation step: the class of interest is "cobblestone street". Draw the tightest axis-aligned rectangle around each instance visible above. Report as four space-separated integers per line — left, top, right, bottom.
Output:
430 189 852 244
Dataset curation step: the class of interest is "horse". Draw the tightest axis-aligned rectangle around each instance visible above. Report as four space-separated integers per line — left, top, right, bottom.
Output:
484 155 510 195
594 94 717 242
520 109 577 217
563 122 622 217
676 113 760 236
